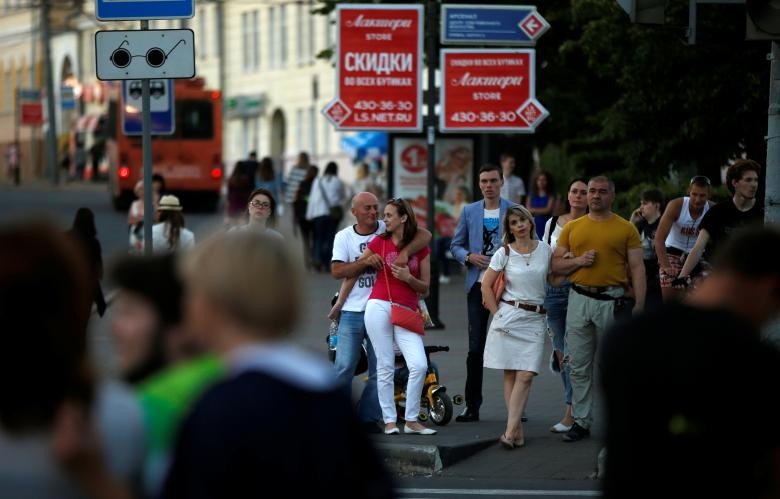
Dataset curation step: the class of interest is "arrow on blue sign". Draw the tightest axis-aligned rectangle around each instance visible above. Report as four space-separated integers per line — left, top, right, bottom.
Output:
441 5 550 46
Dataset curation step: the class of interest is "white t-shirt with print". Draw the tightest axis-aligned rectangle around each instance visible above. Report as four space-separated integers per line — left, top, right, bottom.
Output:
331 220 386 312
479 207 501 282
488 242 552 304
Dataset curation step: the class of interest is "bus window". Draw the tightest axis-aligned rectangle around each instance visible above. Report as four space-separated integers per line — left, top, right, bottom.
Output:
179 100 213 139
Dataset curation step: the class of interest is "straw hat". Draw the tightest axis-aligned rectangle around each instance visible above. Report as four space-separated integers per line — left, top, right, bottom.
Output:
158 194 183 211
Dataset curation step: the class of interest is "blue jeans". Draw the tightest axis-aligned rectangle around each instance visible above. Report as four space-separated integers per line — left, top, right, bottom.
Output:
544 281 573 405
333 311 381 423
312 215 335 271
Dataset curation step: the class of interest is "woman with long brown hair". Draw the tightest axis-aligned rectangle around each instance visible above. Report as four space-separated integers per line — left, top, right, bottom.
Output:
361 198 435 436
152 195 195 253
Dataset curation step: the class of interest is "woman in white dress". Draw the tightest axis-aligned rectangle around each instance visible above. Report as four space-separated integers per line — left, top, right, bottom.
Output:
481 205 561 449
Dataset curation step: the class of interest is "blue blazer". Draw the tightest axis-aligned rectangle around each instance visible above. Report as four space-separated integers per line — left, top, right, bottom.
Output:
450 198 517 292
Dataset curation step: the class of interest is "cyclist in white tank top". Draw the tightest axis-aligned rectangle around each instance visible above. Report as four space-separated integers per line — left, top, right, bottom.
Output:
654 176 712 301
665 196 710 252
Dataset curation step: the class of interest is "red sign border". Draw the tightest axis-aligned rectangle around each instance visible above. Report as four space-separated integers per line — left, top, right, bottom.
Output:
321 3 424 132
438 48 548 134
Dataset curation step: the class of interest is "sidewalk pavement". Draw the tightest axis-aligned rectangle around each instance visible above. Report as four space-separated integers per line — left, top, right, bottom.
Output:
284 215 606 482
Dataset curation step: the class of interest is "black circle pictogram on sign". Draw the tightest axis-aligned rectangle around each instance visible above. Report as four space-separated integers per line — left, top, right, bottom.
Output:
146 48 166 68
111 48 131 68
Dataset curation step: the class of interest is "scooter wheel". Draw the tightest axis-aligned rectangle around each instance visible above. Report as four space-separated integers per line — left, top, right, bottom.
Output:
452 394 464 405
429 392 453 426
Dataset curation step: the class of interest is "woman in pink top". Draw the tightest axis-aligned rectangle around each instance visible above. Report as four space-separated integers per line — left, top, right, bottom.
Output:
363 198 435 436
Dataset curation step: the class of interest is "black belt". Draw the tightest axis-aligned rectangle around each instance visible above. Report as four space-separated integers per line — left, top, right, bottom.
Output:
571 283 621 301
500 300 546 314
666 246 685 257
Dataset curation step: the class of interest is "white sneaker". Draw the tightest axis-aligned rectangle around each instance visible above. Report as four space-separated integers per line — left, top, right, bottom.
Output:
439 275 451 284
549 422 573 433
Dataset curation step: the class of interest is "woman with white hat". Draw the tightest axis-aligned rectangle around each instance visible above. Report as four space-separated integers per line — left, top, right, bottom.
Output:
152 195 195 253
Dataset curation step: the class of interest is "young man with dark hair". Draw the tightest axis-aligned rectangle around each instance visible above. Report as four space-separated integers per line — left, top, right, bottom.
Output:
677 160 763 282
601 226 780 499
450 164 517 422
630 189 664 310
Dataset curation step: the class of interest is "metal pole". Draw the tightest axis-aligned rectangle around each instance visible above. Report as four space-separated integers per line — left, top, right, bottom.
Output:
767 42 780 225
425 0 443 328
141 20 154 256
765 42 780 350
41 0 59 184
687 0 697 45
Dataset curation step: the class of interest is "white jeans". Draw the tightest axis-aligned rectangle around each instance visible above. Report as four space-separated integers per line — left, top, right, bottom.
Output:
364 299 428 424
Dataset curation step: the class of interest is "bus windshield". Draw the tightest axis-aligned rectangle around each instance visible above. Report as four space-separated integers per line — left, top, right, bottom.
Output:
160 99 214 140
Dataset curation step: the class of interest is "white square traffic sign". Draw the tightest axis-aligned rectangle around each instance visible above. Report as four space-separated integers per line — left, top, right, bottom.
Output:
95 29 195 80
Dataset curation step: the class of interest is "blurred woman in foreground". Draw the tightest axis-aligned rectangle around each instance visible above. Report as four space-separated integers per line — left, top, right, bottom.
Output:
162 231 393 498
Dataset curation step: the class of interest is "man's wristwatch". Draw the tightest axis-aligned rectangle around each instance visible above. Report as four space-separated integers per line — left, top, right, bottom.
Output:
465 253 471 265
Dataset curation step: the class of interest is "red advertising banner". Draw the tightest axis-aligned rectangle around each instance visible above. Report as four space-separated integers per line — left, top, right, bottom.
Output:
323 4 423 132
440 49 548 133
20 103 44 125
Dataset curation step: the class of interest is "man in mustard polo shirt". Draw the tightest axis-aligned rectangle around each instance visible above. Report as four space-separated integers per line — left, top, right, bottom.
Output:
551 175 645 442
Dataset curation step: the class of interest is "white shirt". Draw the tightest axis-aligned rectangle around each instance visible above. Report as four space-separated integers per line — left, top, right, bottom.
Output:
500 175 526 204
228 224 284 240
152 222 195 253
665 196 710 252
488 242 552 305
331 221 386 312
542 216 564 249
306 175 346 221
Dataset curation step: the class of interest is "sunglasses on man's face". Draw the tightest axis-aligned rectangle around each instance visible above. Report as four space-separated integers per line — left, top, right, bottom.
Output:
689 175 711 186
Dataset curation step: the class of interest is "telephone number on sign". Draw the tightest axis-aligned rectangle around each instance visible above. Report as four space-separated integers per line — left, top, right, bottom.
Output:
353 100 414 111
449 111 517 123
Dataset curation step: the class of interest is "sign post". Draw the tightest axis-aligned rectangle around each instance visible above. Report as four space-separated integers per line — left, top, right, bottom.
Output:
94 0 195 254
322 4 423 132
440 49 548 133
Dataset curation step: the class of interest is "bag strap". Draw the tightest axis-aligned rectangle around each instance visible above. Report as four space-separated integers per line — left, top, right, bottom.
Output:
500 243 510 270
381 239 394 304
317 177 333 209
547 216 559 245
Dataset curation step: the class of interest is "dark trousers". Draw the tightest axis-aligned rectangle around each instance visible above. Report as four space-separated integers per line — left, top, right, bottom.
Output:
465 282 490 410
312 215 334 272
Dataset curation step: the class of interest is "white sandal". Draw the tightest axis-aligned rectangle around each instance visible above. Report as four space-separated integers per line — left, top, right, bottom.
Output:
549 422 573 433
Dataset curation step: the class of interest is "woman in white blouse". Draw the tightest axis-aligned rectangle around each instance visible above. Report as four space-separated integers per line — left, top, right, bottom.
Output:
481 205 562 449
152 195 195 253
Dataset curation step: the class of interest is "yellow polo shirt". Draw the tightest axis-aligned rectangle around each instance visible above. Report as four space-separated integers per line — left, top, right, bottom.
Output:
557 214 641 287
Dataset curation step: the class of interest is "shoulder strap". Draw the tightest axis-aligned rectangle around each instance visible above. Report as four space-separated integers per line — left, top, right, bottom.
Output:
381 239 394 304
547 216 559 245
502 243 510 270
317 178 333 209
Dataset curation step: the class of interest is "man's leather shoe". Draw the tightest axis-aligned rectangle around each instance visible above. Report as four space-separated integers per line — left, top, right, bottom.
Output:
455 407 479 422
562 422 590 442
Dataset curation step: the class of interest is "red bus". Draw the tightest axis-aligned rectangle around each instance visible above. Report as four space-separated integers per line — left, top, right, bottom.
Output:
105 77 223 211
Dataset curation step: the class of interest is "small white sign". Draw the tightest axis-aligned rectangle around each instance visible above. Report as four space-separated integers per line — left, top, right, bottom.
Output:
95 29 195 80
124 79 170 112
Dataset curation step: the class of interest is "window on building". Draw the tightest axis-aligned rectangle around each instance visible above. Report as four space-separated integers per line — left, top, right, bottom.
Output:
325 12 335 52
296 108 304 152
268 6 276 69
308 7 315 63
241 12 249 71
296 3 304 66
308 106 317 155
280 4 288 68
252 10 260 70
4 69 12 112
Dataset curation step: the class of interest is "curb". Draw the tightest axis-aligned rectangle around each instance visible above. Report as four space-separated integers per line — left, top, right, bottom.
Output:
374 436 496 476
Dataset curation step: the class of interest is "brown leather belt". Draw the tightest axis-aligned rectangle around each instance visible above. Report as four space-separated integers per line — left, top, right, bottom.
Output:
501 300 546 314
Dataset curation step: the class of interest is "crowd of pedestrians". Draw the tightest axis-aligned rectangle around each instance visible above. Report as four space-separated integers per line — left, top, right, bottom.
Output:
1 147 777 498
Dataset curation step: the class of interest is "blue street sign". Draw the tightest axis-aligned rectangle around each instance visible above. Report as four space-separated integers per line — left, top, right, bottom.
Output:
122 79 175 135
61 85 76 110
441 5 550 46
96 0 194 21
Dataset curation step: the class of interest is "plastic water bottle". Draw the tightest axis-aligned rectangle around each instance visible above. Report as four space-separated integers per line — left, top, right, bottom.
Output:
328 320 339 350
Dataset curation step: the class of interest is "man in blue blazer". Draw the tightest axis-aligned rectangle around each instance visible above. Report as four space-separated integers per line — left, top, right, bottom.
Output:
450 164 518 422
